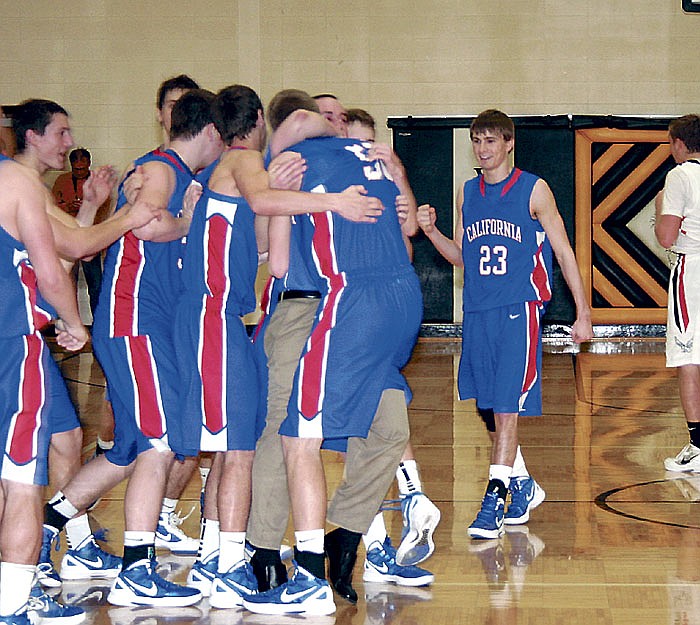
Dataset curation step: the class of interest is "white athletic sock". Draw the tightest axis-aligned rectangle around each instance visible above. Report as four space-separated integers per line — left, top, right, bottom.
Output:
218 531 246 573
198 517 220 563
396 460 423 495
161 497 177 518
362 513 388 549
489 464 512 489
511 446 529 478
65 514 92 550
295 529 325 554
123 530 155 547
48 490 79 520
0 562 35 616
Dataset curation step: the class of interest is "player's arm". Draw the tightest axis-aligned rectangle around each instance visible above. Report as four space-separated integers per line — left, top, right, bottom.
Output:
654 189 683 249
267 215 291 278
395 195 414 261
234 149 384 222
130 161 189 242
259 151 304 271
74 165 118 227
416 186 464 267
255 215 270 265
46 192 163 262
13 170 86 349
269 109 337 158
369 143 418 236
531 179 592 344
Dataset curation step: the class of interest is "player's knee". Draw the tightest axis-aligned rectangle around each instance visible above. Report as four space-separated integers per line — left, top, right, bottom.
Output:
49 427 83 459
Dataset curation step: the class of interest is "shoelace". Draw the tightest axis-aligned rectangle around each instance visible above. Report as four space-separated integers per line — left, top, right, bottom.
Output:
475 492 502 520
27 590 54 612
165 506 197 537
169 505 196 526
510 480 525 493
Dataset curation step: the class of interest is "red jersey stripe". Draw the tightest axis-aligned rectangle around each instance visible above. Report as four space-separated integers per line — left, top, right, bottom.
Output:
9 335 44 465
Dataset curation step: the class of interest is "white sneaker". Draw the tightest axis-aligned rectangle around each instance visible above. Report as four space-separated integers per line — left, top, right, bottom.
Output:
60 536 122 580
107 558 202 607
395 492 441 566
209 561 258 609
155 510 199 555
664 443 700 472
186 553 218 597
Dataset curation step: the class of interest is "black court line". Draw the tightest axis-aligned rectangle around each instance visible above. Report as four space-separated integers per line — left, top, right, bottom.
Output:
595 478 700 530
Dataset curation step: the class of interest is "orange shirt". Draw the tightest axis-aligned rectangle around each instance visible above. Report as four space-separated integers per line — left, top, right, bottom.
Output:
52 172 111 223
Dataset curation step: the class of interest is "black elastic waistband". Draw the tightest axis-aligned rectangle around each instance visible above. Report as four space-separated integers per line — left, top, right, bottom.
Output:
278 289 322 302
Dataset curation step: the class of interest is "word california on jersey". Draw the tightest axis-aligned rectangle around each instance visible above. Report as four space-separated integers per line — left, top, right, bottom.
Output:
461 168 553 311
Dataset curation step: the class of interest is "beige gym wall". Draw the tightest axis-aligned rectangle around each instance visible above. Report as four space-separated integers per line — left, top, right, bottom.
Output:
0 0 697 171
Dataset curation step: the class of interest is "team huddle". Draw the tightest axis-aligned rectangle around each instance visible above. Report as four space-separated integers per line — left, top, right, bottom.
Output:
6 75 696 625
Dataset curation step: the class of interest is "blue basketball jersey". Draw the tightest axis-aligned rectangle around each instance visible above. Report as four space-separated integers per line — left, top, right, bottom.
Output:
278 137 422 439
93 149 194 338
179 183 258 316
461 168 553 312
287 137 411 281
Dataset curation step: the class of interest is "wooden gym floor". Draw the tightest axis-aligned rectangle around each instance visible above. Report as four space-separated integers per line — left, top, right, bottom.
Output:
45 336 699 625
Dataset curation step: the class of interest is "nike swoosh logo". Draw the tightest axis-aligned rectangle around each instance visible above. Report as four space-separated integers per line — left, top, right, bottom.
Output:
280 587 318 603
372 562 390 574
124 579 159 597
509 314 520 319
74 555 104 568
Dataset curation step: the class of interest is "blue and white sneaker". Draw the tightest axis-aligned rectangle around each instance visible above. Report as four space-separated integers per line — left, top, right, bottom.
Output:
186 553 219 597
26 584 86 625
242 562 335 615
0 607 31 625
468 485 505 540
155 511 199 555
363 538 434 587
38 526 62 588
209 560 258 609
60 536 122 580
107 558 202 607
395 492 441 566
504 477 545 525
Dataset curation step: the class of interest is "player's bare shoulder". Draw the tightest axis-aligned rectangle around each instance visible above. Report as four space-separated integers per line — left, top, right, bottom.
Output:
211 148 263 197
529 177 557 221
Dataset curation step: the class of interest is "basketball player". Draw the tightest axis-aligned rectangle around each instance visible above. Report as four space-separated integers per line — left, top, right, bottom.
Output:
9 98 162 593
246 98 434 608
417 109 592 539
179 85 384 609
37 90 224 607
0 145 87 624
314 94 348 137
129 74 204 557
243 89 424 616
655 114 700 473
344 108 440 570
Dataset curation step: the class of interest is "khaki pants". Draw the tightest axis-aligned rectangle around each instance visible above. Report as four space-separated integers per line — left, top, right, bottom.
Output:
247 298 410 546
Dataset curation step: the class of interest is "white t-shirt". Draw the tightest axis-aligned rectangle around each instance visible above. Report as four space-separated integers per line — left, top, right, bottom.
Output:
662 159 700 254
